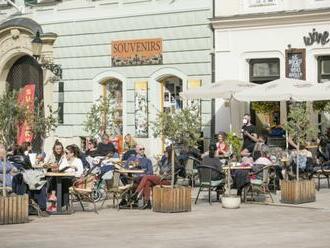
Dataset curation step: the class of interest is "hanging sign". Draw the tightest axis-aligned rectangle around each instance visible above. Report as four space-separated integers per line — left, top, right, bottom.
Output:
17 84 35 145
112 38 162 67
285 49 306 80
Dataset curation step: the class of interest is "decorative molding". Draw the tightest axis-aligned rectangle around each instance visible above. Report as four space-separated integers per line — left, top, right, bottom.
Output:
212 9 330 30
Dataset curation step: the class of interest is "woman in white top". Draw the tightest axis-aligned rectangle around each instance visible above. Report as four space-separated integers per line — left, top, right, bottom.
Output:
59 145 84 178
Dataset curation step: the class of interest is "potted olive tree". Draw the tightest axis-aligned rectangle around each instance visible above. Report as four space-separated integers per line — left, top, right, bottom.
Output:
0 89 57 224
281 103 317 204
221 132 242 209
152 105 201 212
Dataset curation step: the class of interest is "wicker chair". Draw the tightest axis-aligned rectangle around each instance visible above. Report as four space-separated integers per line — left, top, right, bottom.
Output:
243 164 274 203
101 171 133 209
70 174 99 214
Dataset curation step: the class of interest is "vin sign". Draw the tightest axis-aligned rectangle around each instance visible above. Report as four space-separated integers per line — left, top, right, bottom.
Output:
285 49 306 80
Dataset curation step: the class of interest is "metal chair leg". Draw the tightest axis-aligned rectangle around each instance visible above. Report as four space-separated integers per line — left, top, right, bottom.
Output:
195 186 202 204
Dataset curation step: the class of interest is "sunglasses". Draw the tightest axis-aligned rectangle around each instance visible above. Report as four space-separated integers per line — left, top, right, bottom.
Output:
139 148 145 151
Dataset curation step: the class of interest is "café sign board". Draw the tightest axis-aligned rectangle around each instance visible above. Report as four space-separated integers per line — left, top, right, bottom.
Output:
111 38 162 67
303 29 329 46
285 48 306 80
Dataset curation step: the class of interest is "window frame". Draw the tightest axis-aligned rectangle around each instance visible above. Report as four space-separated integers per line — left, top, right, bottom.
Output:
249 58 280 84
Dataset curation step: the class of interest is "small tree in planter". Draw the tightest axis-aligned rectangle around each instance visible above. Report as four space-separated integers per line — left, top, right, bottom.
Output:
0 89 57 225
151 105 201 212
282 103 318 204
84 83 122 138
152 105 201 187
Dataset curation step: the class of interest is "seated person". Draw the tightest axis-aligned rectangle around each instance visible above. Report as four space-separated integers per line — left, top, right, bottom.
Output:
202 143 223 181
289 144 313 174
252 134 268 161
0 144 15 190
96 134 117 157
269 121 285 138
59 145 84 210
216 132 230 157
123 134 137 153
124 145 153 174
85 138 98 158
9 144 49 216
134 146 172 209
59 145 84 177
44 140 65 171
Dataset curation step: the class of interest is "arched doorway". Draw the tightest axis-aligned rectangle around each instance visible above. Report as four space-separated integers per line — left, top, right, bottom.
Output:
6 55 43 151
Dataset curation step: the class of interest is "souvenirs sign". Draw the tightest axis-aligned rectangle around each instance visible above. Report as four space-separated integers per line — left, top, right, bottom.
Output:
285 49 306 80
112 38 163 67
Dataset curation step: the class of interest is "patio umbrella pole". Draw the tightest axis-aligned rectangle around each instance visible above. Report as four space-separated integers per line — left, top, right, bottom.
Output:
229 95 233 133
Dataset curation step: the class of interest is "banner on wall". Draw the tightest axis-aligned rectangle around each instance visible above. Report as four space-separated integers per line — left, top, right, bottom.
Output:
112 38 163 67
17 84 35 145
285 48 306 80
135 81 148 138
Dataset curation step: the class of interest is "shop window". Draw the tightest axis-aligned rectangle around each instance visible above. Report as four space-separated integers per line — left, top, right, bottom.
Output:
249 58 280 84
162 77 182 113
105 79 123 136
318 56 330 83
249 58 280 128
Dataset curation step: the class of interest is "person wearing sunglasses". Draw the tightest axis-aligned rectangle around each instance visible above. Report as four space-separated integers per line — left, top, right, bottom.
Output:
123 145 153 179
59 145 84 178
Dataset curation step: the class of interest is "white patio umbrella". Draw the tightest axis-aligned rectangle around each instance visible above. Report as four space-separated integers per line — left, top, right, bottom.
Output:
180 80 256 131
294 81 330 101
180 80 256 100
234 78 317 102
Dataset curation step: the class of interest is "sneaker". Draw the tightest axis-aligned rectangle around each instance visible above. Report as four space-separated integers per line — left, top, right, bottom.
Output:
40 211 50 217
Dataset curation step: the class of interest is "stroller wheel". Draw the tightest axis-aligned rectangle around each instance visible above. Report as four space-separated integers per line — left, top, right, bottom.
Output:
92 188 106 202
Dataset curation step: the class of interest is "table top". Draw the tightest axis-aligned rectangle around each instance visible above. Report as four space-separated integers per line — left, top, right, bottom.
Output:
45 172 75 177
223 166 252 170
117 168 145 174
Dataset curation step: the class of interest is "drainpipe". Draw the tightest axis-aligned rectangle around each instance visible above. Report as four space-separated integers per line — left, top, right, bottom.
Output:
210 0 216 142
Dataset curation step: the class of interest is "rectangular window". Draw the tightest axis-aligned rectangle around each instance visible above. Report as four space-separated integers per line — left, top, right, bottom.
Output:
249 58 280 84
58 81 64 124
318 56 330 83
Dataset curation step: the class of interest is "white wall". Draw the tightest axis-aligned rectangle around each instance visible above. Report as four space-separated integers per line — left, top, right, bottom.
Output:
215 0 330 17
215 21 330 133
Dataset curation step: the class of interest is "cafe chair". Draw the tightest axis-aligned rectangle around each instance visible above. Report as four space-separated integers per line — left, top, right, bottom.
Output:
101 171 133 209
185 156 200 188
314 162 330 191
243 164 274 203
70 174 99 214
195 165 225 204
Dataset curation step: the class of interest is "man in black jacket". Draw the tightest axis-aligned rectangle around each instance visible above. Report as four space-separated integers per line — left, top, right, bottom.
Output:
96 134 117 156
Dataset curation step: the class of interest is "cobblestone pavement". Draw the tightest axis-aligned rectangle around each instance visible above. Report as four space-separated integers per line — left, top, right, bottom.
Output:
1 188 330 248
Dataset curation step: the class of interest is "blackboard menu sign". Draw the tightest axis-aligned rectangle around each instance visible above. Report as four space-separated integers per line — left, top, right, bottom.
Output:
285 48 306 80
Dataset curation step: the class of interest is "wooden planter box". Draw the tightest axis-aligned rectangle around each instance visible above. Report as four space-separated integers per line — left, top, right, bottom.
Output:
0 195 29 225
153 186 191 213
281 180 316 204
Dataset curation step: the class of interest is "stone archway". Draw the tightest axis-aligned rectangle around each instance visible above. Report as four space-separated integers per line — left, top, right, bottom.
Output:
0 17 58 150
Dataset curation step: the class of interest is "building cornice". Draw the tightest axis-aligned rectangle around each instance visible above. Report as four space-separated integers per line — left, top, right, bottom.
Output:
212 8 330 30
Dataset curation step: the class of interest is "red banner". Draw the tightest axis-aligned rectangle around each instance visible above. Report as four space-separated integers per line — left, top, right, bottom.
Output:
17 84 35 145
